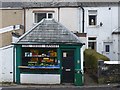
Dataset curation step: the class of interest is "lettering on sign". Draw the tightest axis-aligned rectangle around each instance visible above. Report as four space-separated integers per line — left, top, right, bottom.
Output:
22 45 59 48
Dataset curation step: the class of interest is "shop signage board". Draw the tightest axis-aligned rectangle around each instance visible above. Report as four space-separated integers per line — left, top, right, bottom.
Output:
22 45 59 48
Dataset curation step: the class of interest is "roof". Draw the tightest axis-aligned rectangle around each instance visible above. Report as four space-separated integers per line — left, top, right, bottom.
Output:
17 19 82 45
0 1 119 8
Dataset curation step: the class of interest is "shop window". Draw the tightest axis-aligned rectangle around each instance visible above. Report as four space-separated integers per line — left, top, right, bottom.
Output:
88 10 97 26
105 45 110 52
34 12 53 23
88 37 97 50
22 48 59 68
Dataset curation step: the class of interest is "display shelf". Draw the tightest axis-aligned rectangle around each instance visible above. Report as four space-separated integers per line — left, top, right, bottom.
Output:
18 65 60 69
23 56 57 58
22 48 58 68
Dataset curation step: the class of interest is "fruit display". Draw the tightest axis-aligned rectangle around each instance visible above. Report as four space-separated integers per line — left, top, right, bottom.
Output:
24 49 58 67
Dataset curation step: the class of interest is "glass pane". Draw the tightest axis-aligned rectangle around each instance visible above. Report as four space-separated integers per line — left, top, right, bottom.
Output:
35 13 46 23
105 45 110 52
89 15 97 25
48 13 53 18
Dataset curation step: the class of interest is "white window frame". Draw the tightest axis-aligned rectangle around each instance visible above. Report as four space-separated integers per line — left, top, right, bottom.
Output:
87 10 98 27
88 37 97 50
33 12 54 24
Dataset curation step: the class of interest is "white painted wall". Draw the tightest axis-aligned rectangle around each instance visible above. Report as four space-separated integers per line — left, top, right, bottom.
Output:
84 6 118 60
21 74 60 84
0 45 13 82
59 8 80 32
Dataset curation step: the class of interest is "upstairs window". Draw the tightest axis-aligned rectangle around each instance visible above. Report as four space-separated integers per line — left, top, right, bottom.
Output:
88 10 97 26
34 13 46 23
34 12 54 23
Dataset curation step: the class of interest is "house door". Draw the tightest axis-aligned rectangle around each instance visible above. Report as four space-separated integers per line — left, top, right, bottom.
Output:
62 50 75 83
103 42 113 60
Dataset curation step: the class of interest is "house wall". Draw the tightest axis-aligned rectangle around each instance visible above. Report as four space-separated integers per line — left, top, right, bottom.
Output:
1 32 12 47
0 9 24 48
84 6 118 60
25 6 119 61
25 8 58 31
0 45 13 82
59 8 81 32
0 9 24 29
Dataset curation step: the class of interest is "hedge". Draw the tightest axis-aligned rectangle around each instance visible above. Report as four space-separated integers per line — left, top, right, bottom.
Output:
84 49 110 75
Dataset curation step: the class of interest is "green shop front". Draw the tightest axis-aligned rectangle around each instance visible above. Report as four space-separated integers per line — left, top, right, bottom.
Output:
14 19 84 86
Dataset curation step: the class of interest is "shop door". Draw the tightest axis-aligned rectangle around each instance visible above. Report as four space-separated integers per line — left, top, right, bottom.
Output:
62 50 74 83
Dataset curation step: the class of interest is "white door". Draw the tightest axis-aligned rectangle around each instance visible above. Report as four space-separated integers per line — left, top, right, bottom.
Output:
103 42 113 60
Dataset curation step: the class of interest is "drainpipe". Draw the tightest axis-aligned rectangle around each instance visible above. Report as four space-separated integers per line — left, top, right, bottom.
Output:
58 7 60 22
79 6 85 33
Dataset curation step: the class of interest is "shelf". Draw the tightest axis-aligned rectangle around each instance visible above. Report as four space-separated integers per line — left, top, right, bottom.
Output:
18 65 60 69
24 56 57 58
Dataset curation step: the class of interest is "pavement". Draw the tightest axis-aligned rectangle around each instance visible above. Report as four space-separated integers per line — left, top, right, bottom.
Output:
0 73 120 89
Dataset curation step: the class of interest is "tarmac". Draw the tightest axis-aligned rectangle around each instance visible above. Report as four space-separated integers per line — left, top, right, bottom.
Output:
0 82 120 89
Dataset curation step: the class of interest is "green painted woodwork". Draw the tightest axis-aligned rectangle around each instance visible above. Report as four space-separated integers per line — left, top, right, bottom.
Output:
59 45 83 86
15 44 83 85
16 45 22 84
20 69 60 74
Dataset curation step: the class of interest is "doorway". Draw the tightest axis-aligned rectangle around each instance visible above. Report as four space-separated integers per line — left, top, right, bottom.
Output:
62 50 75 83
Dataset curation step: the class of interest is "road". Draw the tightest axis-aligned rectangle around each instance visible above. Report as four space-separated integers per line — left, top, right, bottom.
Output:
1 86 120 90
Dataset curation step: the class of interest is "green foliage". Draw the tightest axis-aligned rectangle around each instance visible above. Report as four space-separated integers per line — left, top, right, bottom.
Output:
84 49 110 74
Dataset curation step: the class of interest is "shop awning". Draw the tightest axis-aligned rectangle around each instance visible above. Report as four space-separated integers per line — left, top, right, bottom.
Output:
16 19 82 45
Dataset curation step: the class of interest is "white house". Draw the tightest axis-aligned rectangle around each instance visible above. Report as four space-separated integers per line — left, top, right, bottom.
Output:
23 1 120 61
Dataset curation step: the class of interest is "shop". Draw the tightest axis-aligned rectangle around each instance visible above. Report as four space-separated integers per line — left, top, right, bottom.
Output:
14 19 84 86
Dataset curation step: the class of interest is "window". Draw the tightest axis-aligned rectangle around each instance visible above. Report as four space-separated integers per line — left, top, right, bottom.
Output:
22 48 59 68
34 12 53 23
48 13 53 18
35 13 46 23
88 10 97 26
88 37 97 50
105 45 110 52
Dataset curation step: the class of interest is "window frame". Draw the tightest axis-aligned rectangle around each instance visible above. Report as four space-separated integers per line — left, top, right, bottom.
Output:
33 12 54 24
105 45 110 53
88 37 97 50
88 10 98 27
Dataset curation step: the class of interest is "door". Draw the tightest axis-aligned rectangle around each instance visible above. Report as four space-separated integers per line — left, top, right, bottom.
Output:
62 50 74 83
103 42 113 60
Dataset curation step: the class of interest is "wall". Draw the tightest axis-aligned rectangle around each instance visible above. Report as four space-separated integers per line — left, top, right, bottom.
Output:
25 8 58 31
0 45 13 82
84 6 118 60
0 25 21 47
25 5 119 61
59 8 81 32
20 74 60 84
1 9 24 29
0 9 24 48
98 61 120 84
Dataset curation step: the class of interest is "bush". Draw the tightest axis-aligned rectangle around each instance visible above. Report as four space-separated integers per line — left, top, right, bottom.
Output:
84 49 110 76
